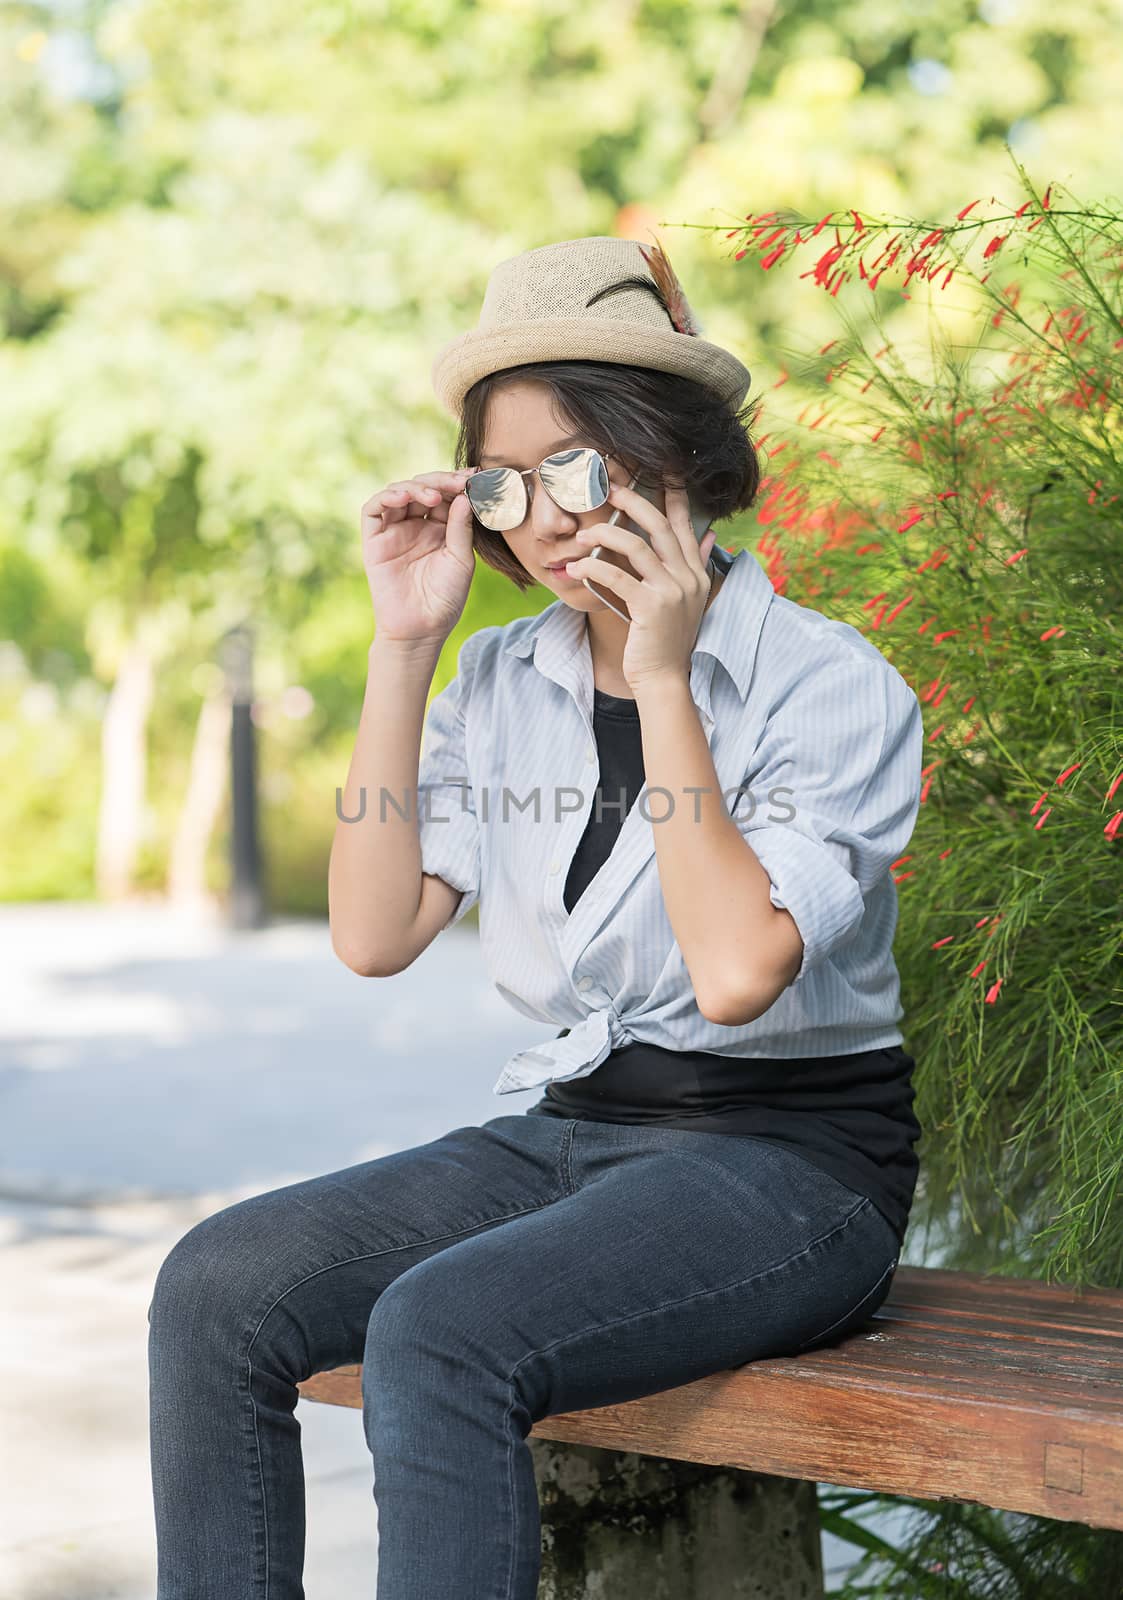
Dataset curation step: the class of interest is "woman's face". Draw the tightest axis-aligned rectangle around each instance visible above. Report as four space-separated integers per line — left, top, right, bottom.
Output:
477 382 666 608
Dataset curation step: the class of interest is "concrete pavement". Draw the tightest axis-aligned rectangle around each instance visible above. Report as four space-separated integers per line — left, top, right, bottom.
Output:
0 899 924 1597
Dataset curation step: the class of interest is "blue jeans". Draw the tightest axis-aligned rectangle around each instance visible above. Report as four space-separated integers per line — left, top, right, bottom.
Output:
147 1112 901 1598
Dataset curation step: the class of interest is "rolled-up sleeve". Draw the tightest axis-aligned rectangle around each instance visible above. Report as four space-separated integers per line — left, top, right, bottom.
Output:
732 654 923 982
416 634 483 930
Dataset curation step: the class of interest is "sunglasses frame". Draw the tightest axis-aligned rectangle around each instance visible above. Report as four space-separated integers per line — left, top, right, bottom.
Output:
465 447 617 532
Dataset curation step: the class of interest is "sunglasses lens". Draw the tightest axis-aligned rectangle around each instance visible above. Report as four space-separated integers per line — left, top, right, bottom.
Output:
538 448 609 513
464 467 527 531
470 467 531 534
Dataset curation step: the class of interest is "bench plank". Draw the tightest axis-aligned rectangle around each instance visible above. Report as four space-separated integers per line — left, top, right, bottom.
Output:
298 1265 1123 1531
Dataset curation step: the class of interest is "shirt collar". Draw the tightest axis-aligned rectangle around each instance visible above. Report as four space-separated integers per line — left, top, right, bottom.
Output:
502 546 772 703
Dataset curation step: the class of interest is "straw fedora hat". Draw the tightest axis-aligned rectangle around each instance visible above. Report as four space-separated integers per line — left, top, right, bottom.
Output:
430 234 752 421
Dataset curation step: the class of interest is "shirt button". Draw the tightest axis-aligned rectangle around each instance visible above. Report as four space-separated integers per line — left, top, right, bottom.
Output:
584 746 595 763
576 975 593 992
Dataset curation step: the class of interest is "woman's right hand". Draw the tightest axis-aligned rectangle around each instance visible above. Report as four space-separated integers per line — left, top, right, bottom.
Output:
361 469 478 645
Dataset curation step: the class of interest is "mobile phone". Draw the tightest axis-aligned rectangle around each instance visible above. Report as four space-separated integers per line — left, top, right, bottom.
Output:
582 468 714 620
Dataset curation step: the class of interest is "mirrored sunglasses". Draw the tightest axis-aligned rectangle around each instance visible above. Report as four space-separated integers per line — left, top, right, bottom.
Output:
464 447 611 532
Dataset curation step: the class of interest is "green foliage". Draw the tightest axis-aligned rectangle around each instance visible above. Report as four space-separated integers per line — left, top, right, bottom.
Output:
820 1489 1123 1597
0 642 101 900
712 166 1122 1286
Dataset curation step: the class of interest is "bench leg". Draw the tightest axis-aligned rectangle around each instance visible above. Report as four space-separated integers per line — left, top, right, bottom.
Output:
529 1439 825 1598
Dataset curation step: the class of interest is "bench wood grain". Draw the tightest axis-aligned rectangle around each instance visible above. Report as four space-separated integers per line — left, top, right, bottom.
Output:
297 1264 1123 1531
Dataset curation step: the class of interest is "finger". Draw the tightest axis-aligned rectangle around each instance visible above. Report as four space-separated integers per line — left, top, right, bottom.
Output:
387 480 445 514
363 496 439 536
574 522 665 582
659 481 712 578
383 470 477 497
444 491 477 564
363 488 415 528
564 552 645 602
417 469 478 488
603 481 689 576
366 473 473 524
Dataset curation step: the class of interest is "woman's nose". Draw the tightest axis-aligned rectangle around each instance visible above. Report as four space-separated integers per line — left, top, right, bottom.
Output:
526 474 578 535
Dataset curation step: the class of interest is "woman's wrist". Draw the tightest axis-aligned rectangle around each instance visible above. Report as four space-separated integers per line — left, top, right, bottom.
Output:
368 632 447 674
630 668 694 710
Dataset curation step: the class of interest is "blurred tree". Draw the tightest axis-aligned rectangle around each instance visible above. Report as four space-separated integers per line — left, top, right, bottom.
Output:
0 0 1119 905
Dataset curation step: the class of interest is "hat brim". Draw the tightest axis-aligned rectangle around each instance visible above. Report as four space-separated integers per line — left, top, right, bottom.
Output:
431 316 752 420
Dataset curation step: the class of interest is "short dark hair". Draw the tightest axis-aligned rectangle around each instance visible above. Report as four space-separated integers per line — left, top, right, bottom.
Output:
453 360 763 592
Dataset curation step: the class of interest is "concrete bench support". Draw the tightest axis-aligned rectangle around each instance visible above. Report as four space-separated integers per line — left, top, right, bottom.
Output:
530 1438 825 1598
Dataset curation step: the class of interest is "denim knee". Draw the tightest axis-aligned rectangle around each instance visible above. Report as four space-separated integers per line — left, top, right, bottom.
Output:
147 1200 268 1349
363 1252 503 1389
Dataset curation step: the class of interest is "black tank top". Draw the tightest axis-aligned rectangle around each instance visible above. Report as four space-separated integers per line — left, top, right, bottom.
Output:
526 676 922 1246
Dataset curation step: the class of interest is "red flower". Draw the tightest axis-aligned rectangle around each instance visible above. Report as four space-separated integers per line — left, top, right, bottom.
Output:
1105 771 1122 803
1055 763 1081 786
1106 811 1123 842
970 960 987 978
985 978 1004 1004
1039 626 1066 641
1034 807 1052 830
931 935 955 949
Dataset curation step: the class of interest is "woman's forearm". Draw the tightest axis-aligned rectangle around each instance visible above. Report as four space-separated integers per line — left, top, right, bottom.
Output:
328 634 445 975
632 671 804 1024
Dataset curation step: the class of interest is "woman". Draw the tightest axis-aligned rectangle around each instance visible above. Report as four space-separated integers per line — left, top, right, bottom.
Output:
148 236 923 1599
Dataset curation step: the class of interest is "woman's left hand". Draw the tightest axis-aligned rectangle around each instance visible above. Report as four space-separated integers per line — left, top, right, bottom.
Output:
563 481 719 693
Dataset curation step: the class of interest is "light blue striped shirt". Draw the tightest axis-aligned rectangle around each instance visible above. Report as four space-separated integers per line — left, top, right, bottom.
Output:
414 546 923 1099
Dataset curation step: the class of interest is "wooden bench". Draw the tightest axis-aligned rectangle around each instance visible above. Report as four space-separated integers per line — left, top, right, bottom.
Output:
297 1264 1123 1597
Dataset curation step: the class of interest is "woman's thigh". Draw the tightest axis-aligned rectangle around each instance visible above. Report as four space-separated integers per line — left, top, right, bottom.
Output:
365 1117 901 1424
147 1111 575 1381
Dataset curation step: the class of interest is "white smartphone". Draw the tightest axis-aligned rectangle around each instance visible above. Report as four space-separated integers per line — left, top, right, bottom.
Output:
582 468 714 620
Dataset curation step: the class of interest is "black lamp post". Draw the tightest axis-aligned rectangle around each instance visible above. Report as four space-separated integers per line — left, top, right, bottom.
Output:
221 623 267 929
